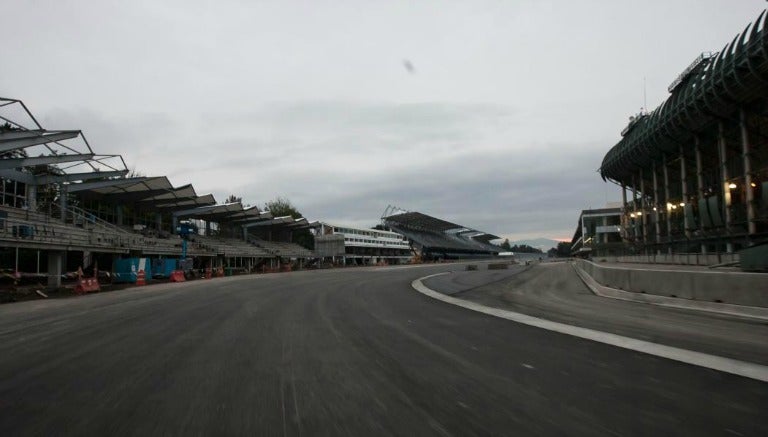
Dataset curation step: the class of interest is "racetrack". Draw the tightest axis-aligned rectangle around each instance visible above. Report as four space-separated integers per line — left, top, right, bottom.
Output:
0 264 765 436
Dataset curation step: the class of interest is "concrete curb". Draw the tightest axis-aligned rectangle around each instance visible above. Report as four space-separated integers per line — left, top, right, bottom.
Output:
412 273 768 383
571 262 768 322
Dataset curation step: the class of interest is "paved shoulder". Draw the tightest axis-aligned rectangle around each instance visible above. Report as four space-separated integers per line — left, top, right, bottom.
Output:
437 262 768 365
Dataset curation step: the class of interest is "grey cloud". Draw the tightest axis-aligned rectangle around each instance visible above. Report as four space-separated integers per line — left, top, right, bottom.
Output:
4 1 760 241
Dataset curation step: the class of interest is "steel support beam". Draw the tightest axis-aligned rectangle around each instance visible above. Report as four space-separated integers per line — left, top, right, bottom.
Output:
621 182 628 241
35 169 128 184
0 130 80 153
0 169 36 184
663 154 671 251
0 153 94 170
0 129 46 140
718 122 733 252
66 176 147 192
640 169 648 243
694 137 707 254
653 163 661 245
680 144 691 239
740 108 757 236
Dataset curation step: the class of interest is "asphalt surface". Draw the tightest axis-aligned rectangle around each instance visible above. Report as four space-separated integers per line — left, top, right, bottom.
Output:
427 262 768 365
1 264 766 436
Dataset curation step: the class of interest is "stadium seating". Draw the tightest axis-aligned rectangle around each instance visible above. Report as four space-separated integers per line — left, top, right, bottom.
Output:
249 237 313 258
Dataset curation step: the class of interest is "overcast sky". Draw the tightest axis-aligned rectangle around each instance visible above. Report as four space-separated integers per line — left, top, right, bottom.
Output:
3 0 764 241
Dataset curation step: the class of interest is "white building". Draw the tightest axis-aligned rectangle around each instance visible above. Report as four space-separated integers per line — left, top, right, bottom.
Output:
313 223 412 265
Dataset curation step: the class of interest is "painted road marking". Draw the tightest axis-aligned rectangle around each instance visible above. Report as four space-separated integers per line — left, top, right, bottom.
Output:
412 273 768 383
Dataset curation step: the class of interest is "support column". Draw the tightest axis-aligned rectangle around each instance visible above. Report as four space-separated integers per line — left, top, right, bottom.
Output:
740 108 757 236
27 184 37 211
59 185 68 224
663 154 672 253
695 137 706 254
680 145 691 239
652 163 661 245
621 183 628 241
156 213 162 231
116 205 124 226
631 175 638 241
639 169 648 243
47 250 63 289
718 122 733 252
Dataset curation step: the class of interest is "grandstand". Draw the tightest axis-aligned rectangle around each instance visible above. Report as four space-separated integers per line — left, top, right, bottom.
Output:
381 207 502 260
0 97 315 289
599 11 768 256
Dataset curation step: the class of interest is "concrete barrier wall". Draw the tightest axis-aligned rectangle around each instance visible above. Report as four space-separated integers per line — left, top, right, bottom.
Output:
598 253 739 266
574 259 768 308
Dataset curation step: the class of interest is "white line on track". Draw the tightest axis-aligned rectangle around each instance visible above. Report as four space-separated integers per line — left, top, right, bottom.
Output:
412 273 768 383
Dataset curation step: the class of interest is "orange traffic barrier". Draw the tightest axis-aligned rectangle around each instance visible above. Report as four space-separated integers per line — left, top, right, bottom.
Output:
170 270 186 282
75 278 101 294
204 267 212 279
136 269 146 286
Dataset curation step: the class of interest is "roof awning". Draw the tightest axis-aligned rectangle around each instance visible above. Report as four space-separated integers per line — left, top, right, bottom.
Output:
69 176 178 202
172 202 248 222
241 216 296 228
0 129 81 153
154 194 217 211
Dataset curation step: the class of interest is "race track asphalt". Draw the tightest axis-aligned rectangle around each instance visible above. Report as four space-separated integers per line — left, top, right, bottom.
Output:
425 262 768 365
0 263 766 436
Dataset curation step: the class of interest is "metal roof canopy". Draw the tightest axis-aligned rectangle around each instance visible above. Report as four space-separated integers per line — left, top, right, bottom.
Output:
154 193 217 211
383 211 463 232
0 130 81 153
0 153 96 170
222 206 265 222
69 176 179 204
134 184 197 204
173 202 247 222
241 216 297 228
233 210 274 225
471 233 501 243
1 97 129 183
285 217 312 229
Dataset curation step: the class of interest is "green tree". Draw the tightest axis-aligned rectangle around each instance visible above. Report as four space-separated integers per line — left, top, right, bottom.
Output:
555 241 571 258
509 244 542 253
500 239 511 251
265 197 314 250
225 194 242 204
265 197 301 218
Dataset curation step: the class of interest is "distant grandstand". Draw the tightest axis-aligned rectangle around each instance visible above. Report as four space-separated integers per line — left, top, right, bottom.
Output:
381 206 502 260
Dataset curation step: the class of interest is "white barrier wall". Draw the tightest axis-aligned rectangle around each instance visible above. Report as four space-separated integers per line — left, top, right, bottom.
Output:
596 253 739 266
573 259 768 308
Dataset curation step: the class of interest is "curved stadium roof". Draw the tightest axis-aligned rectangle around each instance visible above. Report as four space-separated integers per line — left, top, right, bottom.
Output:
600 10 768 183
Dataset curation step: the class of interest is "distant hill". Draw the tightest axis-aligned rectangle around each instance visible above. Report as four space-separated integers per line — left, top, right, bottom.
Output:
510 238 561 251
